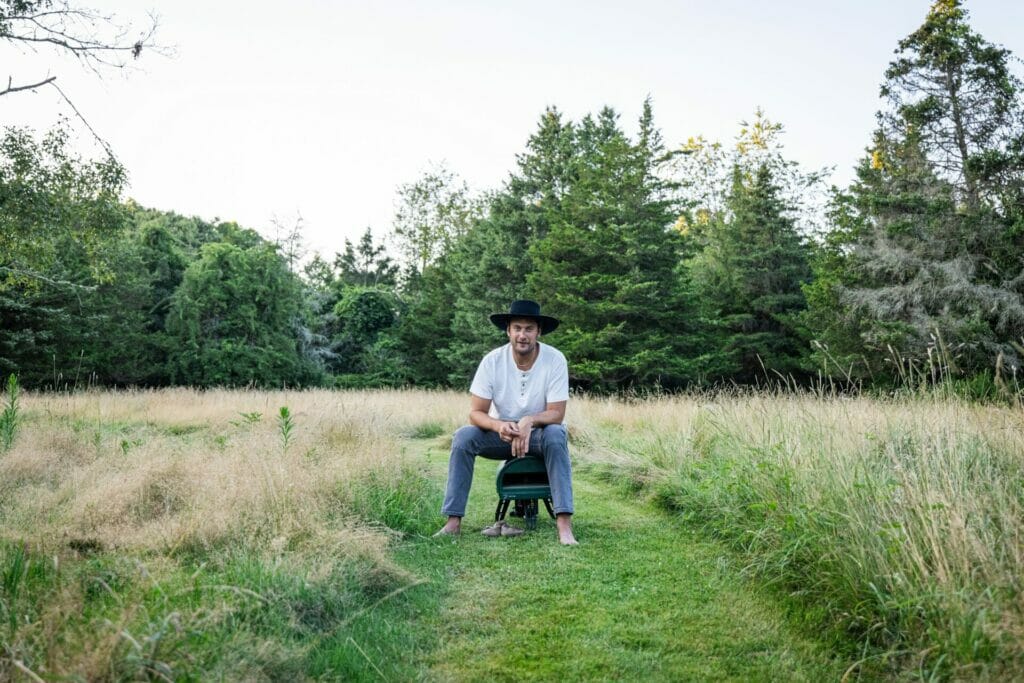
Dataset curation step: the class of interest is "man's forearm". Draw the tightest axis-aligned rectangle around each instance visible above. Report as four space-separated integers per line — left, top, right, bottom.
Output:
469 408 563 433
521 408 564 428
469 410 503 432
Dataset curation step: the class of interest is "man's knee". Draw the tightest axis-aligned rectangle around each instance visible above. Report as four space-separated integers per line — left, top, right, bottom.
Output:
542 423 568 448
452 425 484 452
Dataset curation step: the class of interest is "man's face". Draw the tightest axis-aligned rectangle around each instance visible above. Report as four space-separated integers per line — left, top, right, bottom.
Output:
507 318 540 356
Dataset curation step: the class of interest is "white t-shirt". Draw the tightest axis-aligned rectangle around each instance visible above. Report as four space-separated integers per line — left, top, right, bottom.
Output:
469 342 569 421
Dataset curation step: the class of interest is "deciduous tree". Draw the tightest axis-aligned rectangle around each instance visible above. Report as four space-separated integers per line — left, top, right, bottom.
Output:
166 242 320 387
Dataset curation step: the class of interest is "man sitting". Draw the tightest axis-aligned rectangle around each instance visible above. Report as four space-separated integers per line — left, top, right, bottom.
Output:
435 300 577 545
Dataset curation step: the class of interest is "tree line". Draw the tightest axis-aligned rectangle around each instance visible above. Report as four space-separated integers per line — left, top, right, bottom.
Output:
2 0 1022 396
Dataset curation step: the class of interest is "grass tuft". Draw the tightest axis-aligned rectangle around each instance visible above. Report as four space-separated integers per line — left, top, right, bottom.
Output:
349 463 440 537
572 390 1024 679
405 420 445 440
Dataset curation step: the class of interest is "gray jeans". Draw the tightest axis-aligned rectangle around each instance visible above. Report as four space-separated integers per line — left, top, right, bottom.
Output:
440 423 574 518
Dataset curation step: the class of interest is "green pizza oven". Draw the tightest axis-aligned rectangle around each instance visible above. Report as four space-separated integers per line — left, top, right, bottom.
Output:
494 456 554 530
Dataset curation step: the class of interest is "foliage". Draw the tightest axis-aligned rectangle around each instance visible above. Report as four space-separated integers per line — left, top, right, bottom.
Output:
3 1 1024 396
880 0 1024 210
806 0 1024 387
391 163 482 275
333 226 399 288
687 163 814 383
166 242 321 387
0 123 126 288
527 102 701 390
441 192 538 384
0 374 18 451
326 286 400 382
387 261 462 386
672 110 828 238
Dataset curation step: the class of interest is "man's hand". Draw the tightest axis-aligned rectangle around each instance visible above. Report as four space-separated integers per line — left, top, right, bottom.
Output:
498 420 519 444
511 416 534 457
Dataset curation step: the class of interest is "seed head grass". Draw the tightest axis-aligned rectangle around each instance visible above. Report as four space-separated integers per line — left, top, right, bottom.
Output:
0 387 465 679
5 386 1017 679
570 390 1024 679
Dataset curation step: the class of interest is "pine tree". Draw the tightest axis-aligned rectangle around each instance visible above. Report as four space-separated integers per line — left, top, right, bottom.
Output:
808 1 1024 385
690 164 813 383
677 112 822 385
528 102 699 390
439 108 574 385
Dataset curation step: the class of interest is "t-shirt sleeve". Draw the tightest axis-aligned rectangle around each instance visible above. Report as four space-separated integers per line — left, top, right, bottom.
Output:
469 355 493 399
547 354 570 403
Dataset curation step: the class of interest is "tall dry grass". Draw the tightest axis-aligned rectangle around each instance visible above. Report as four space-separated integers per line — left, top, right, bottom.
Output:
6 386 1019 678
0 387 467 679
570 391 1024 679
2 387 462 553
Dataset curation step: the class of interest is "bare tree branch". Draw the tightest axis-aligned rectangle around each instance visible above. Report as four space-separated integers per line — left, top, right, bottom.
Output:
1 1 169 95
0 73 54 95
48 79 116 158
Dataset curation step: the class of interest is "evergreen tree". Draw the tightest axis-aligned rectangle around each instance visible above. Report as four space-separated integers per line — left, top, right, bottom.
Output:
807 1 1024 385
528 102 699 390
881 0 1024 211
440 109 577 382
676 111 822 385
690 164 813 383
386 261 460 386
441 192 539 385
335 227 399 288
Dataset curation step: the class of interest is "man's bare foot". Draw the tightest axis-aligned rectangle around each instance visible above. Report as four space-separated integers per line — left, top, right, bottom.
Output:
433 517 461 537
556 514 578 545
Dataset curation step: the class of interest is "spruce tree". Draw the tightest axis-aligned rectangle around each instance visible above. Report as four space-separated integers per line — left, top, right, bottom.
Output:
440 108 574 385
691 164 813 383
528 102 699 391
807 0 1024 384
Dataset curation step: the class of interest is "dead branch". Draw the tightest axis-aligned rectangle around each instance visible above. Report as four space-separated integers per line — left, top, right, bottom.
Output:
0 74 55 96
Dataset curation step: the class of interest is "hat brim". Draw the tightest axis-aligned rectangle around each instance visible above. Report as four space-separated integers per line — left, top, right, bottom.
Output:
490 313 559 335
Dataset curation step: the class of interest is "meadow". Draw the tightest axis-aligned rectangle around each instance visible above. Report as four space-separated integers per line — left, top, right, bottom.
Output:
0 387 1020 680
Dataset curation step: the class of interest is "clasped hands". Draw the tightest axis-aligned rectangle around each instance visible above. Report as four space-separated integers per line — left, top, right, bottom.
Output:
498 417 533 457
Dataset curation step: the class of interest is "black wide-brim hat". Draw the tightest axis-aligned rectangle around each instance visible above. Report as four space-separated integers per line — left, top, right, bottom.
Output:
490 299 560 334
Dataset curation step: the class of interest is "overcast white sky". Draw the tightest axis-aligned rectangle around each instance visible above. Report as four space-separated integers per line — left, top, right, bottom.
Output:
3 1 1023 259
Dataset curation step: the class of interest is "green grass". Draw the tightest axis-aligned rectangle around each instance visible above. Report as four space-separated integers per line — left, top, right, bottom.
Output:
11 388 1012 680
348 458 439 537
574 392 1024 680
0 416 846 681
404 420 447 440
0 537 434 680
340 446 844 682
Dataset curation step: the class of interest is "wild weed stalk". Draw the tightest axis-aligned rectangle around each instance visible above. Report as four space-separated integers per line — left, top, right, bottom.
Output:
0 375 19 452
277 406 295 455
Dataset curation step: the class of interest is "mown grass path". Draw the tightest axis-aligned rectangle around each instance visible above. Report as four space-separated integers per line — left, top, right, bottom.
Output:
376 445 844 682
